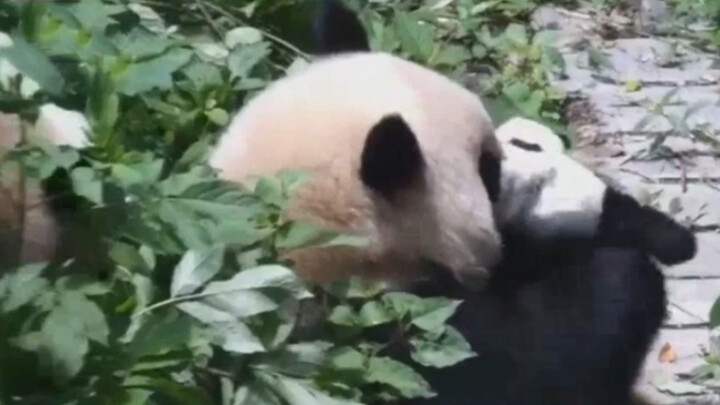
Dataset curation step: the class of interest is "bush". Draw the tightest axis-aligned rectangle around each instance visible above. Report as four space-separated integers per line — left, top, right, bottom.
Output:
0 1 566 404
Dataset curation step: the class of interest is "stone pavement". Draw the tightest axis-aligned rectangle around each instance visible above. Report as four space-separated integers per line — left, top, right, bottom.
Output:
537 5 720 404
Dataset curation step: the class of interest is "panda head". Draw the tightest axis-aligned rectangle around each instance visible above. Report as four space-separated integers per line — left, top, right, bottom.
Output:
485 117 696 266
211 0 505 288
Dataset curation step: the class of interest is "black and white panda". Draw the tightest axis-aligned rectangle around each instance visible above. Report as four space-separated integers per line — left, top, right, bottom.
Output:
381 117 698 405
1 0 505 287
209 0 505 289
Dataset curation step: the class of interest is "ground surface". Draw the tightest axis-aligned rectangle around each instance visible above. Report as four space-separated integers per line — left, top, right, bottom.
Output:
541 5 720 403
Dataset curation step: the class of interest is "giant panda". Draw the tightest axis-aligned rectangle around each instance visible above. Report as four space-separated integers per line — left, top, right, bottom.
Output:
375 117 698 405
1 0 505 287
208 0 505 289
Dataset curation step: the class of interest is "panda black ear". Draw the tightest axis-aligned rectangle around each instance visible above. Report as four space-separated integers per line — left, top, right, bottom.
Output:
360 114 425 198
314 0 370 55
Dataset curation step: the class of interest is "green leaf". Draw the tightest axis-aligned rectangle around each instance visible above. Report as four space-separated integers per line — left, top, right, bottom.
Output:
206 108 229 126
87 66 118 133
504 24 528 44
358 301 393 327
328 347 365 371
39 308 89 384
114 28 173 59
225 27 263 49
410 298 462 332
126 310 193 357
69 0 113 31
55 274 109 296
123 376 213 405
216 220 273 246
127 3 166 34
205 264 306 294
277 221 370 251
116 48 193 95
228 42 270 81
327 278 388 299
366 356 435 399
62 291 110 345
233 381 284 405
410 326 476 368
328 305 357 327
70 167 103 204
710 296 720 329
261 373 363 405
259 341 332 377
170 246 226 297
1 262 49 313
394 13 435 61
0 36 64 95
19 1 46 42
37 291 107 383
432 45 471 67
202 288 279 318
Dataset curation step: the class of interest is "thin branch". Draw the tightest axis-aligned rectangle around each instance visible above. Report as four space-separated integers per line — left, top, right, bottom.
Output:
202 2 310 59
195 0 224 40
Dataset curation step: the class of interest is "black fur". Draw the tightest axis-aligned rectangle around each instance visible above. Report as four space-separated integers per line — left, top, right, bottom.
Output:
376 185 696 405
597 188 697 266
314 0 370 55
479 151 501 202
360 114 426 198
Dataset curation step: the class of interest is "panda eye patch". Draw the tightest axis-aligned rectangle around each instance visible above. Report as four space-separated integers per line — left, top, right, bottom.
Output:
509 138 542 152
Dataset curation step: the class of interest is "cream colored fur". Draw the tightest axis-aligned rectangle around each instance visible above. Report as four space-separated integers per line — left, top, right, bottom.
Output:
210 52 504 287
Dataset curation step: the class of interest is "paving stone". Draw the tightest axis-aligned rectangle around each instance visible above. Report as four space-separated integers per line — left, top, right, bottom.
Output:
585 85 720 109
635 328 720 404
665 279 720 326
606 154 720 181
616 177 720 229
618 136 720 157
594 104 720 134
604 38 720 85
640 328 709 376
667 233 720 279
639 0 670 34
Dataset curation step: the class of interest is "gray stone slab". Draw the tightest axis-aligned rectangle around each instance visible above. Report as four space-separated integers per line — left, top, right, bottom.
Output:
594 105 720 134
636 328 718 403
619 136 720 157
604 38 720 85
606 155 720 181
666 279 720 326
586 85 720 109
616 178 720 229
664 233 720 278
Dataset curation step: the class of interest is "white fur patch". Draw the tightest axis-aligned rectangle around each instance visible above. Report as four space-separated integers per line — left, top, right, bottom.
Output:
35 104 91 148
495 118 607 236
